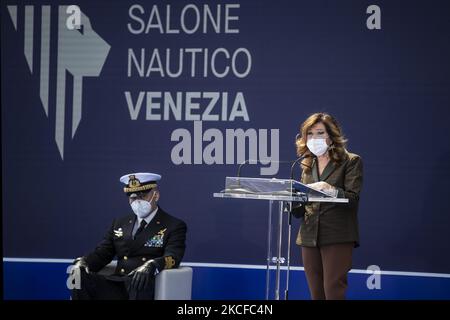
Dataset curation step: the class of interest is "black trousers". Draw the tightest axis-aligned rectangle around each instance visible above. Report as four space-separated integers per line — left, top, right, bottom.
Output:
71 270 155 300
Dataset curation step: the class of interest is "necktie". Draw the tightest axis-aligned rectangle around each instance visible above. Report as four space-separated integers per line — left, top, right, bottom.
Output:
134 220 147 238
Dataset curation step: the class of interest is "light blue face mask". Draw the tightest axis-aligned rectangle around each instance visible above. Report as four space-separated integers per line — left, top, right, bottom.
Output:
307 138 329 156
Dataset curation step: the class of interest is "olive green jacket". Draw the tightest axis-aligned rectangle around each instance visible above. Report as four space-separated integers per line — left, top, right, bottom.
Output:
294 151 363 248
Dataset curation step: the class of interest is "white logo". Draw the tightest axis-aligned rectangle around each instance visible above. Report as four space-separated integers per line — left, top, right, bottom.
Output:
66 265 81 290
366 264 382 290
7 5 111 159
366 5 382 30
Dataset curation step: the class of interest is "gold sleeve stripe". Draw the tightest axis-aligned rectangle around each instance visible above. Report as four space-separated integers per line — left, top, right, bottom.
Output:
164 256 176 269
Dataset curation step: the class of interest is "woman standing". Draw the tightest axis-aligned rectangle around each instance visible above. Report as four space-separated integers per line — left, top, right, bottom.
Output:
293 112 363 300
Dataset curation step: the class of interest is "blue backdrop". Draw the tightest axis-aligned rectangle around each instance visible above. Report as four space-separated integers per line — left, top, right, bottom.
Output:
2 0 450 299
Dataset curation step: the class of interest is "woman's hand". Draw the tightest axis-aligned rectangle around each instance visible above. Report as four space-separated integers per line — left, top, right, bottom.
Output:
307 181 338 197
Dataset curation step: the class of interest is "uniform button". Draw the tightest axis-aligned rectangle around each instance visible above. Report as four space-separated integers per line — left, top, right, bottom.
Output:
120 269 125 273
142 258 147 262
123 256 128 260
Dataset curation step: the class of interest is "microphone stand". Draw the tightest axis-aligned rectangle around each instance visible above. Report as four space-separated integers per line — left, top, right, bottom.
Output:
236 158 302 300
234 157 306 300
284 156 306 300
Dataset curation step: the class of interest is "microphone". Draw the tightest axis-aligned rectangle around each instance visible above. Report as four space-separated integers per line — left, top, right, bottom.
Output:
229 159 259 193
287 155 311 215
291 133 313 180
237 159 295 178
237 159 255 178
233 159 293 192
290 155 311 180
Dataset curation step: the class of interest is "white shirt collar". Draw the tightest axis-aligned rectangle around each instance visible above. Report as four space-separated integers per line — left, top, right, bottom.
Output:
137 206 158 226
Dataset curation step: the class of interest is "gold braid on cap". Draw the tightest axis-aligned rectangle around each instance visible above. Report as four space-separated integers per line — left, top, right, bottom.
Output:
123 175 156 193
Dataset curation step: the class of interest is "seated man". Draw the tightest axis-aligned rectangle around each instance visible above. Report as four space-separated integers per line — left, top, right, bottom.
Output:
70 172 187 300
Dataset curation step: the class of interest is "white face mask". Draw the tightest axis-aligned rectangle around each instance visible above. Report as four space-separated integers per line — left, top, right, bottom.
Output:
130 194 155 218
307 138 329 157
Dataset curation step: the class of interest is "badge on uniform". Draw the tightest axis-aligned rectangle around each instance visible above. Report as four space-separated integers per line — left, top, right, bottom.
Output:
114 228 123 238
144 228 167 247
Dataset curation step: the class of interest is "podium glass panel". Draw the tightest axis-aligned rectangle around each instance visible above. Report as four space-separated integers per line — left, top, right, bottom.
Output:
215 176 349 203
214 177 348 300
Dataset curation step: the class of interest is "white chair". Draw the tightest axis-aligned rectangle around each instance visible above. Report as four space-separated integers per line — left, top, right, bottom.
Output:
98 261 193 300
154 266 193 300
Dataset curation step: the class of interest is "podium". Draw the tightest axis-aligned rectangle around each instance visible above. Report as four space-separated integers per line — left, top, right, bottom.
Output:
213 177 348 300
